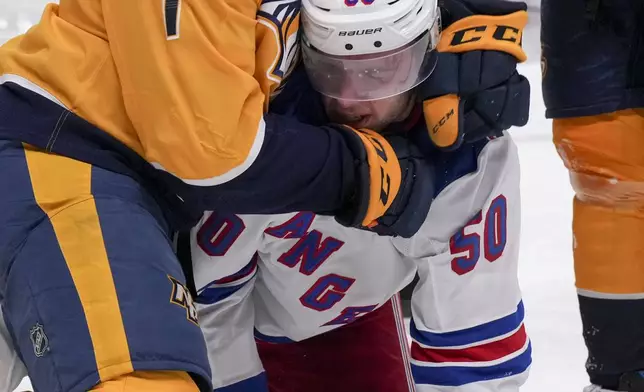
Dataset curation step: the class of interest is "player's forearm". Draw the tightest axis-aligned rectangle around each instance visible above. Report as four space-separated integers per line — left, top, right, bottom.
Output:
185 113 356 215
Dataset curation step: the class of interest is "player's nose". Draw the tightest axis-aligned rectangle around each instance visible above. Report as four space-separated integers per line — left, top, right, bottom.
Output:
335 77 362 105
334 96 359 110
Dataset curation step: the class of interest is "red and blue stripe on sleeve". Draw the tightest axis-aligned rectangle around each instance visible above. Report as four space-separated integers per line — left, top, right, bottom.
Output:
409 301 531 388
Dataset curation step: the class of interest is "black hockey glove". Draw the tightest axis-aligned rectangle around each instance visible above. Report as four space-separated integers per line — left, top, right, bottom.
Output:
333 126 434 238
418 0 531 151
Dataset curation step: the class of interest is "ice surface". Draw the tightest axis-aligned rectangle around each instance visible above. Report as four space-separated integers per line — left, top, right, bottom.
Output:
1 2 589 391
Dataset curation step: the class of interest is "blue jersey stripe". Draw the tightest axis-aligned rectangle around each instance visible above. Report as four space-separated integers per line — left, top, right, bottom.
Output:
412 342 532 387
411 301 524 348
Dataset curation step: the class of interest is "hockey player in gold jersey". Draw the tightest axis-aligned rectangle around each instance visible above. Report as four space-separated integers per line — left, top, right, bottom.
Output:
542 1 644 391
0 1 438 391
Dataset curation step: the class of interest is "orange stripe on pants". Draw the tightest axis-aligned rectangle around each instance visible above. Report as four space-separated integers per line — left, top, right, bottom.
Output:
22 144 134 382
91 370 199 391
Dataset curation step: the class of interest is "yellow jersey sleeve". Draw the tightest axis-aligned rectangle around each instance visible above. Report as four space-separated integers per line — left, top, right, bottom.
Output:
102 0 266 185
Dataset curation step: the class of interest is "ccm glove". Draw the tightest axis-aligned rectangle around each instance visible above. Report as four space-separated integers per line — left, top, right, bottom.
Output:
367 134 435 238
419 0 530 150
333 126 434 238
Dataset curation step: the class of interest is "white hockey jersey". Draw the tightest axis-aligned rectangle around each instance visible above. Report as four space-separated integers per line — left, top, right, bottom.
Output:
190 134 531 391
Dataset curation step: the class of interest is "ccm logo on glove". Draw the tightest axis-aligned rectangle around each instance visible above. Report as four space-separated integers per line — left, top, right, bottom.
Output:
424 95 459 148
351 129 399 222
437 12 528 62
451 25 521 46
364 134 393 206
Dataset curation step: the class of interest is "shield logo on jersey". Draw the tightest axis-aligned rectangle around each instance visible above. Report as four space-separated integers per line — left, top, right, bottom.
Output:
29 323 50 358
257 0 301 85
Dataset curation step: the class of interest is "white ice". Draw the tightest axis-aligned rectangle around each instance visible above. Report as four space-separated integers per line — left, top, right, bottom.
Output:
3 1 589 391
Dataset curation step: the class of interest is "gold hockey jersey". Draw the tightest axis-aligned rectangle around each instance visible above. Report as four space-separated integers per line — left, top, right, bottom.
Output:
0 0 299 185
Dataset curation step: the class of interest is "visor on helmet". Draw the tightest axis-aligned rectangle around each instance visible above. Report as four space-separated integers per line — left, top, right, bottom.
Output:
301 16 441 102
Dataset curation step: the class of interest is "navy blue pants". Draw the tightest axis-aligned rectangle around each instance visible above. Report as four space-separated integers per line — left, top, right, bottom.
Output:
0 140 210 391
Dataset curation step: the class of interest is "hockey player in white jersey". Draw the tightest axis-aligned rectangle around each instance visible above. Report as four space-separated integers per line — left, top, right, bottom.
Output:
189 0 532 391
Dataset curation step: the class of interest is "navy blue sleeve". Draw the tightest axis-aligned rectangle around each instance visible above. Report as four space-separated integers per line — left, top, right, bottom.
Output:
194 113 356 215
0 71 356 229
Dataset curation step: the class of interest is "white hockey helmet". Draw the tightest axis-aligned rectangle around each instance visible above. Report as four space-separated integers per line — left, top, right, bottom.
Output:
301 0 441 101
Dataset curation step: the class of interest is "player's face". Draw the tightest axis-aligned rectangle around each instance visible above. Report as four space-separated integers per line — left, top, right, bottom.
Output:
303 29 439 132
322 91 414 132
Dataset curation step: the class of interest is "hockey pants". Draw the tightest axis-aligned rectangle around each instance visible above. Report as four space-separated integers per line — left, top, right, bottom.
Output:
0 140 211 392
